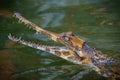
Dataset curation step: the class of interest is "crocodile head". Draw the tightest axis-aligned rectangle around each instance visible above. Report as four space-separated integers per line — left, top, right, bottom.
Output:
8 12 119 79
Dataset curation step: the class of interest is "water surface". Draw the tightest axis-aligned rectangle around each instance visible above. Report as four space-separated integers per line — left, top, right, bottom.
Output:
0 0 120 80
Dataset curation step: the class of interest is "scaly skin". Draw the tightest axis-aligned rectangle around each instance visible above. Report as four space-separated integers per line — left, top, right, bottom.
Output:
8 13 120 79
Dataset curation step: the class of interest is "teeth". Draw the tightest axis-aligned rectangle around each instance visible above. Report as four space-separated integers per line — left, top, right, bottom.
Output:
18 19 23 23
29 26 31 29
8 33 21 42
36 44 39 46
26 24 29 27
26 25 31 29
18 20 21 23
8 33 12 40
13 13 34 30
24 22 27 25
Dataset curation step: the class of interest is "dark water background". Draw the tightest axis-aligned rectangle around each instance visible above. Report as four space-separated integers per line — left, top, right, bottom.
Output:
0 0 120 80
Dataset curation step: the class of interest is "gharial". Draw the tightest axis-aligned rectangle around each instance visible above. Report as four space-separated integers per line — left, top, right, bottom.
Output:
8 13 120 80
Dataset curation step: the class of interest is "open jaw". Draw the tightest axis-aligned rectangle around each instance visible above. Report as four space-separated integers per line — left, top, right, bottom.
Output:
10 12 92 65
13 13 58 42
8 12 119 78
8 33 82 64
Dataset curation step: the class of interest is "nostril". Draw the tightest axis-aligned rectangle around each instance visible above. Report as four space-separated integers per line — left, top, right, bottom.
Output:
13 12 21 17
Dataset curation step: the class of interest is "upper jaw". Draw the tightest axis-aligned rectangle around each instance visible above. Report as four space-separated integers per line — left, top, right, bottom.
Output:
13 12 59 43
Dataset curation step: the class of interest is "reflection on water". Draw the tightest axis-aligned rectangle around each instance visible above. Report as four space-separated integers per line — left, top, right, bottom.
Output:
40 71 62 80
0 0 120 80
38 0 80 11
40 59 54 65
39 12 66 28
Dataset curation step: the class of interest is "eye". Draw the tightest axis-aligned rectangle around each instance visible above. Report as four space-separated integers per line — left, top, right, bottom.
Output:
65 37 69 40
62 34 70 41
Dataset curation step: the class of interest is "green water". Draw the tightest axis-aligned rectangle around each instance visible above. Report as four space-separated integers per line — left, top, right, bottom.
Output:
0 0 120 80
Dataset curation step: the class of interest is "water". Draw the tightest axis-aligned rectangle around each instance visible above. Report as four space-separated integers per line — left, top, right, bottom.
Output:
0 0 120 80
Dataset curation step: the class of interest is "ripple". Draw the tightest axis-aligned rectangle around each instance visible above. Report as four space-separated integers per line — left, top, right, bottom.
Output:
41 59 54 65
38 12 66 28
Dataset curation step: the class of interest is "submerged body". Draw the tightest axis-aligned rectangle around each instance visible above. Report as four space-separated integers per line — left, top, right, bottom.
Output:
8 13 119 79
